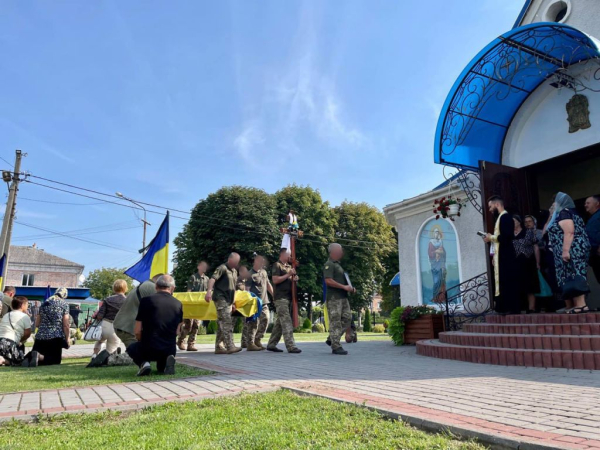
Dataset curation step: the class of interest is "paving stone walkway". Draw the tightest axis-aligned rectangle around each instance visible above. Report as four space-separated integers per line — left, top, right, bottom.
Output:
2 340 600 449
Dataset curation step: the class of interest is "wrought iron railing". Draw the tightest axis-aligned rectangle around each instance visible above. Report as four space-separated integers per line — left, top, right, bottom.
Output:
443 272 492 331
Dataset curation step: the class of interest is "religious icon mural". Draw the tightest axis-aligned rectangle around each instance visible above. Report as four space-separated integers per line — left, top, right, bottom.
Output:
418 219 461 305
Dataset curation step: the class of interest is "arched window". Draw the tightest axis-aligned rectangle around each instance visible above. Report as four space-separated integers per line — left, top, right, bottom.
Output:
416 217 461 306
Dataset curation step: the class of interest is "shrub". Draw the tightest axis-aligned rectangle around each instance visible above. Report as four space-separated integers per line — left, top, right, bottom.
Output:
383 319 390 330
197 325 207 335
233 317 244 333
389 306 441 346
74 329 83 340
363 310 372 332
207 321 218 335
294 327 312 333
302 317 312 329
372 324 385 333
312 323 325 333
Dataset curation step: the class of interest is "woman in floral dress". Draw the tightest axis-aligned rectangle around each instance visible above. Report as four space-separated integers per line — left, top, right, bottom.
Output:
546 193 591 313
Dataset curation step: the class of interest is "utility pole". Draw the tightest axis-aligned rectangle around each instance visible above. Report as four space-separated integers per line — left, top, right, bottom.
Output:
0 150 24 289
116 192 151 254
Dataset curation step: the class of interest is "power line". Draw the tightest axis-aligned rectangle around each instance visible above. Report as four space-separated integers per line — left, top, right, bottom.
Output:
19 196 107 206
14 221 138 253
0 157 14 168
21 173 392 249
12 225 141 242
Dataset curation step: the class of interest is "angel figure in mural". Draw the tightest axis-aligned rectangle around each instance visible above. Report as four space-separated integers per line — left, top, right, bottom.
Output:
428 225 447 303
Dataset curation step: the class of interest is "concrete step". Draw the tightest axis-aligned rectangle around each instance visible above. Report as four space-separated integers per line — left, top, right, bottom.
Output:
464 322 600 335
485 312 600 324
439 331 600 351
416 339 600 370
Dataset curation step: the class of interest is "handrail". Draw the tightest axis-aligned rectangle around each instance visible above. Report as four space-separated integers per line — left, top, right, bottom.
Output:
443 272 492 330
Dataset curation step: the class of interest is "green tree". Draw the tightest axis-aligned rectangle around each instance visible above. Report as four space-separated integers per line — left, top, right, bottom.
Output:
274 185 337 311
333 202 397 312
363 309 372 332
380 228 400 314
173 186 279 289
84 267 134 300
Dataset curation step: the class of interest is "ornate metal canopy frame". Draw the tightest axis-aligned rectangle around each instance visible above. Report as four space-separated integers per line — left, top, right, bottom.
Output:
436 23 600 169
442 166 483 215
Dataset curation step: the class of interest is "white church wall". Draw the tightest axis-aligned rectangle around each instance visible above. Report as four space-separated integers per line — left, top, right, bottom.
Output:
522 0 600 38
385 182 488 307
503 62 600 168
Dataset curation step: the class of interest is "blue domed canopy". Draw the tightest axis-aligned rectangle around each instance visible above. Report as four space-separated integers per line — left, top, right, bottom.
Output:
434 23 600 169
389 272 400 287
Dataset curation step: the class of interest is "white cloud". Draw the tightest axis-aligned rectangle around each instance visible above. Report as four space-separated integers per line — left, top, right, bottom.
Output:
233 122 265 161
231 3 367 163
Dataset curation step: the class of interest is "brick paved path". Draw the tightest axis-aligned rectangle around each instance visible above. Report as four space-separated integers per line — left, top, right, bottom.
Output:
3 341 600 449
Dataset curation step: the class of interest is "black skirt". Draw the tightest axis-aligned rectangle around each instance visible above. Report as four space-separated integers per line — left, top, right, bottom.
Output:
517 254 541 295
32 337 64 366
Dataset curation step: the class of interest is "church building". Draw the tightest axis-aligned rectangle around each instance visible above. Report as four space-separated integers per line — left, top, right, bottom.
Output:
385 0 600 313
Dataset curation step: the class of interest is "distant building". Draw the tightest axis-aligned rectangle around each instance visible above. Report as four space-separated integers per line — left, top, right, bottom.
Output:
6 244 84 288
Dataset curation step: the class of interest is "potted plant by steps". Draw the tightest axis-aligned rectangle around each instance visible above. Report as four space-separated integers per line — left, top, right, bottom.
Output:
389 306 445 346
432 195 467 221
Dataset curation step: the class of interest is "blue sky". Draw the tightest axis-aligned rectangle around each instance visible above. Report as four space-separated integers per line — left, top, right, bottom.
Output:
0 0 524 277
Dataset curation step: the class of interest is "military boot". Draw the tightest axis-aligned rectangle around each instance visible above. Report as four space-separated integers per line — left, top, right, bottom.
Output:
227 346 243 354
254 340 266 350
187 343 198 352
246 343 262 351
177 340 186 351
215 347 228 355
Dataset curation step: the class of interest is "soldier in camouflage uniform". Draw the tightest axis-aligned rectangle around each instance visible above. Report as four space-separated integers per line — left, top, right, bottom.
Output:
267 249 301 354
246 255 273 351
324 243 354 355
236 266 250 348
178 261 209 352
206 253 242 354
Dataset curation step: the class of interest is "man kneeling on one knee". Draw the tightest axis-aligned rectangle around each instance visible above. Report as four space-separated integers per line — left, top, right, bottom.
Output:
127 274 183 377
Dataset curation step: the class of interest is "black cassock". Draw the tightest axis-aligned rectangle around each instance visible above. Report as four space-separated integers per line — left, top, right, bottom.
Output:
495 213 520 314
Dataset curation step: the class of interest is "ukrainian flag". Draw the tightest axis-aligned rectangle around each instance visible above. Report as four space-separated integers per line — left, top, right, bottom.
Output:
0 254 5 289
125 212 169 282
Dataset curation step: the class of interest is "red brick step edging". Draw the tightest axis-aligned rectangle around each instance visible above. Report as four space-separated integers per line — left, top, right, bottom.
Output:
416 339 600 370
464 322 600 336
485 312 600 324
439 331 600 351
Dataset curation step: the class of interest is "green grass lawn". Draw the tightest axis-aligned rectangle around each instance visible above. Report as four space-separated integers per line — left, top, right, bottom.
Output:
0 391 485 450
193 331 389 344
0 358 212 394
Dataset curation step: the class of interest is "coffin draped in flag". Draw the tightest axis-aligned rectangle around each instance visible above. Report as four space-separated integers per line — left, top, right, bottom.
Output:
125 213 169 282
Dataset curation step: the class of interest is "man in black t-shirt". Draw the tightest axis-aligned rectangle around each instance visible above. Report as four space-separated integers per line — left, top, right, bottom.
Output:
127 275 183 376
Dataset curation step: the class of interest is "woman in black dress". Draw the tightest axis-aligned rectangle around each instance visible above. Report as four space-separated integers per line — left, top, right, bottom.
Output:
513 215 540 313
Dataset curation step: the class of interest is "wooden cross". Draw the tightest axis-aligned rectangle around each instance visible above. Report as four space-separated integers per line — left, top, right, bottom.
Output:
281 212 303 328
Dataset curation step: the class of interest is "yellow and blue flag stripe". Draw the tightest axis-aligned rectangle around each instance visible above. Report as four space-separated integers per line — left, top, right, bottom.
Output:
125 212 169 282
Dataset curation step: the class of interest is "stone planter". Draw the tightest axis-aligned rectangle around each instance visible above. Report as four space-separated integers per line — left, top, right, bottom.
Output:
404 314 445 344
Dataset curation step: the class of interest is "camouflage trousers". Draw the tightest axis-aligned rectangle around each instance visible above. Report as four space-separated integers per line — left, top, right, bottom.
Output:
327 297 352 350
240 322 250 347
215 298 235 350
247 306 270 344
178 319 199 345
267 298 297 351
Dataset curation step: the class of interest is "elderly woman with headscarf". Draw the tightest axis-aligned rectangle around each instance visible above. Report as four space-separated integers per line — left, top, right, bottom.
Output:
545 193 591 314
22 287 71 367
